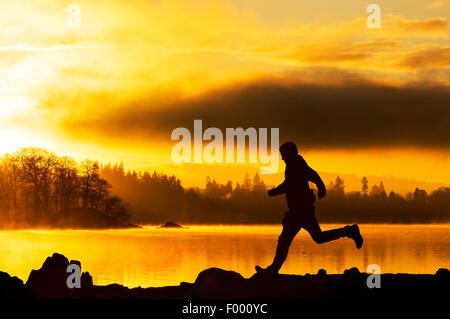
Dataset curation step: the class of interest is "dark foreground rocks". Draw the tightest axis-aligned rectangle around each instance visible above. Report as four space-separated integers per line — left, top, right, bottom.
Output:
1 253 448 299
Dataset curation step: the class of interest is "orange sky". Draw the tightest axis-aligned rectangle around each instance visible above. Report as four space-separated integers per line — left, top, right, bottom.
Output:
0 0 449 193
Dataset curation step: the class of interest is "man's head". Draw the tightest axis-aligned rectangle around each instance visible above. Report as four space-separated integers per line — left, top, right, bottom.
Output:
280 141 298 164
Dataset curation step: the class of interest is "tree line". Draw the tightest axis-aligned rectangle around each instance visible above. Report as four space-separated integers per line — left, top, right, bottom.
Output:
0 148 128 228
1 148 449 227
100 164 450 224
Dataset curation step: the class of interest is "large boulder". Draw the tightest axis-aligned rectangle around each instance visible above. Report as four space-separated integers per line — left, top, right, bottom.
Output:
25 253 92 298
194 268 245 298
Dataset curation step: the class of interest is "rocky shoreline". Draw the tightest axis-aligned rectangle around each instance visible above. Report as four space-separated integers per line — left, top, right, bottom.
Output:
1 253 448 299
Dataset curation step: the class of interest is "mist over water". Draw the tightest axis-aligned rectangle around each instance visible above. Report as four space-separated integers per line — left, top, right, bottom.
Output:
0 224 449 288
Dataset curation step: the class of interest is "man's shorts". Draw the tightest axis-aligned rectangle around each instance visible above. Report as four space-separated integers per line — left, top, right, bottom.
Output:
282 205 318 230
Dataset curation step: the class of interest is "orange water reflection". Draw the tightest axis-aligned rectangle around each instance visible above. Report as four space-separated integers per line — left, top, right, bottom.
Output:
0 224 449 288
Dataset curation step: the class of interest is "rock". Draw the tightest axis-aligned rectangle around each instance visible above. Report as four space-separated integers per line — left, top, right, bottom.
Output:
435 268 450 279
159 221 183 228
195 267 244 287
194 267 245 297
317 269 327 276
25 252 86 298
81 271 93 288
180 281 192 288
26 253 70 296
2 253 449 300
70 260 81 267
343 267 361 276
0 271 25 298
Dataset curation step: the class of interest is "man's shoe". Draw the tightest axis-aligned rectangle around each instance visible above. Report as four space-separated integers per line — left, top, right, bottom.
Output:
346 224 363 249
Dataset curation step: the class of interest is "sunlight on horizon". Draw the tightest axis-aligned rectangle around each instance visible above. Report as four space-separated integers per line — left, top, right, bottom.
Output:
0 0 448 189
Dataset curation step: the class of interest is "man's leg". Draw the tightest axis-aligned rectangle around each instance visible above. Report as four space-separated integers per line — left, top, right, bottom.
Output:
269 222 301 272
304 215 363 248
257 211 302 274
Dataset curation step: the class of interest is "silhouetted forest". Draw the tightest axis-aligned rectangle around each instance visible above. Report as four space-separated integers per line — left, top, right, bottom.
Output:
100 164 450 224
0 148 129 228
1 148 449 228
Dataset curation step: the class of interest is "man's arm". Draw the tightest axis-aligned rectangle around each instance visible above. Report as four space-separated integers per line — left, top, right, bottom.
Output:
268 180 287 196
307 166 326 198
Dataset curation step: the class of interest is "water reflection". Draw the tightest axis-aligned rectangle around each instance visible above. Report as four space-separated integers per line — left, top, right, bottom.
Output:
0 225 448 287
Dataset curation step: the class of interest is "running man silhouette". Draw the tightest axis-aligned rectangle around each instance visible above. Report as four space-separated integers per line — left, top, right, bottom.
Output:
255 141 363 274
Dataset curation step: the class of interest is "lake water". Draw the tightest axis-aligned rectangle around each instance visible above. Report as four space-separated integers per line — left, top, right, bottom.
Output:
0 225 449 288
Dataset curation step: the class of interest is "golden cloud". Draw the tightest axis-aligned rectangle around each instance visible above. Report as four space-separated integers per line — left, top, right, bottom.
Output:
396 46 450 69
387 15 449 33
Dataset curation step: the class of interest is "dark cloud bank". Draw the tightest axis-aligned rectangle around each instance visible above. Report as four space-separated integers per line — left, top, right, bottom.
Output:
71 81 450 149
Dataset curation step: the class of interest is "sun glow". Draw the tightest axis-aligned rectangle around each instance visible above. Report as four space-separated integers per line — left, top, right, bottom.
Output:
0 94 35 117
0 129 42 155
0 0 447 189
